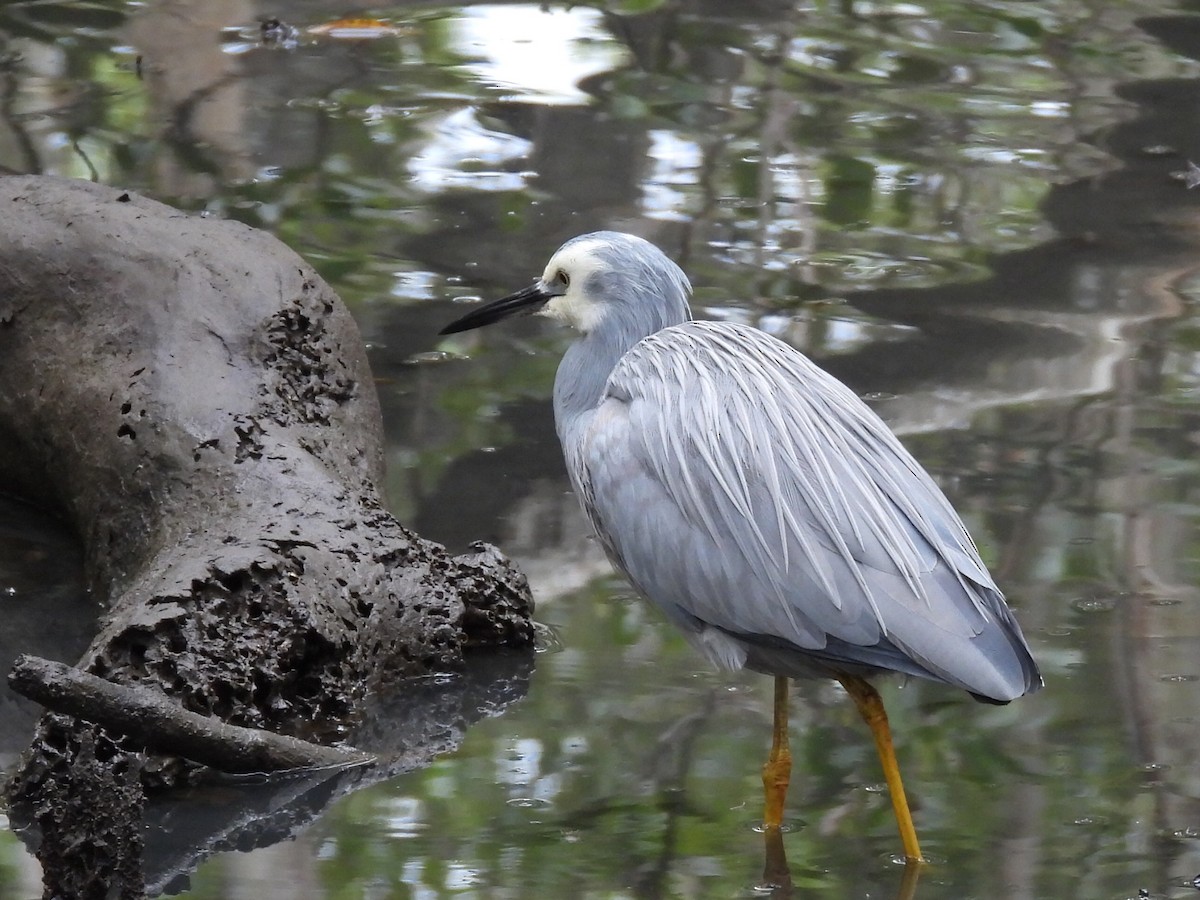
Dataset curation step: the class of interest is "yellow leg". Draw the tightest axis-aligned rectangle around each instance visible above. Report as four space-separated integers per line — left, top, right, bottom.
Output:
760 820 793 896
762 675 791 831
836 674 925 864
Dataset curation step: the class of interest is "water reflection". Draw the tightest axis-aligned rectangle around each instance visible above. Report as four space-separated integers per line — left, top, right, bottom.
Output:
5 0 1200 896
126 651 534 896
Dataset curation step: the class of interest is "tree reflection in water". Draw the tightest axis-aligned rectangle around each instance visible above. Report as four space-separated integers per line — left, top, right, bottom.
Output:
4 0 1200 897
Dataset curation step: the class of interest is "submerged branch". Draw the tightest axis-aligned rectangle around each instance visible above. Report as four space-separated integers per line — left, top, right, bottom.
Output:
9 655 373 773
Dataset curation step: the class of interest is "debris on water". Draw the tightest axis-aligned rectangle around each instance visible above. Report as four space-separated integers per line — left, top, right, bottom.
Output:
403 350 466 366
1148 596 1183 607
1170 160 1200 188
1159 673 1199 684
1165 826 1200 841
531 621 563 655
505 797 551 810
260 18 299 48
1070 592 1121 613
307 18 407 40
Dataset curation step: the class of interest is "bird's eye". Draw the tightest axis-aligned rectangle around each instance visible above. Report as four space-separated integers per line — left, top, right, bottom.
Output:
558 270 570 288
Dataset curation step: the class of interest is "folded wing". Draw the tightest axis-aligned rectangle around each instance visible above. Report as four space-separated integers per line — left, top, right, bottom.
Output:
572 321 1040 702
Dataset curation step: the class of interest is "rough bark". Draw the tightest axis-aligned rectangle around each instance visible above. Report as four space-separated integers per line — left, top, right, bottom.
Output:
26 728 146 900
0 175 534 792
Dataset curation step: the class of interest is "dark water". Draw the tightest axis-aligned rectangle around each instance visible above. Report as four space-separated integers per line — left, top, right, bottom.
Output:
4 0 1200 897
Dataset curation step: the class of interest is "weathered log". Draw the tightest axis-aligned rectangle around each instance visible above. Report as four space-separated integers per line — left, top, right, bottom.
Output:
0 175 534 794
9 655 372 772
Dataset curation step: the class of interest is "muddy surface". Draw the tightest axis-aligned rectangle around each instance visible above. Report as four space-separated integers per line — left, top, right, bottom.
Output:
0 175 534 892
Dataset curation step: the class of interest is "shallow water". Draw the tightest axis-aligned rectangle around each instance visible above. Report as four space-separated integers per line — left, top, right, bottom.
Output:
4 0 1200 896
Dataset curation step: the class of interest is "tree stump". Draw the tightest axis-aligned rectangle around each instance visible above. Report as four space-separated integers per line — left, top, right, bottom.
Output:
0 175 533 789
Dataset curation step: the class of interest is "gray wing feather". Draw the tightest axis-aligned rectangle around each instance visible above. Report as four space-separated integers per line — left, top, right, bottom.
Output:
572 321 1039 701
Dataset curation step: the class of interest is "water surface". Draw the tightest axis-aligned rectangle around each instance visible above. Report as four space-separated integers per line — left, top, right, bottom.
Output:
3 0 1200 896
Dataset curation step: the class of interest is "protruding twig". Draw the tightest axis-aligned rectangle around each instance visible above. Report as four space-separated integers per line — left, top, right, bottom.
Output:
8 655 374 773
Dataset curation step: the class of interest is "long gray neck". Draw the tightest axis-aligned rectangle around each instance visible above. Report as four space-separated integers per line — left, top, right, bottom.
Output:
552 325 635 449
550 253 692 455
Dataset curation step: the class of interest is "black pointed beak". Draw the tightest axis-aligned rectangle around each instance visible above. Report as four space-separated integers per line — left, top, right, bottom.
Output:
439 282 556 335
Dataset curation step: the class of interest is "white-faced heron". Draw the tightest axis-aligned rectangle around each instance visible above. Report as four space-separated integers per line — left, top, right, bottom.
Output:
440 231 1042 862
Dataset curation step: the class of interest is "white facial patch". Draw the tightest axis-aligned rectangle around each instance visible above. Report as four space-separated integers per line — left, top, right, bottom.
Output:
537 238 610 334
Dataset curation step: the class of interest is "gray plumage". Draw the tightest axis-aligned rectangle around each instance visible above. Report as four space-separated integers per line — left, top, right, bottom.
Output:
442 231 1042 703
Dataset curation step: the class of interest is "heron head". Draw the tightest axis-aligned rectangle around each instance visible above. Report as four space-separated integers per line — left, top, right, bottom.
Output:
440 232 692 337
